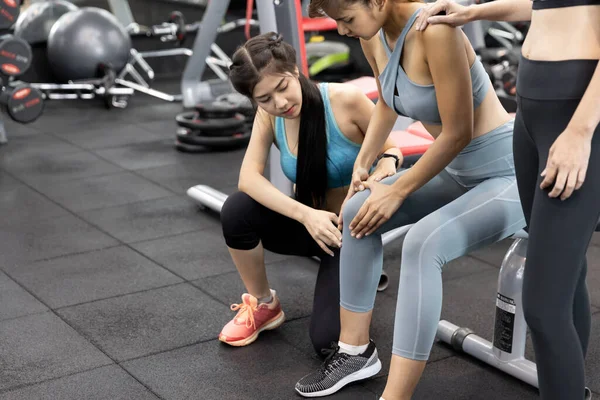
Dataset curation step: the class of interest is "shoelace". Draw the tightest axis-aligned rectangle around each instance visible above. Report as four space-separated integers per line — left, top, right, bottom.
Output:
230 301 258 329
320 342 348 375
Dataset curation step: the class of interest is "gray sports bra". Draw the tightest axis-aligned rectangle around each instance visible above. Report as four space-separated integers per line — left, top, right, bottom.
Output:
378 8 490 125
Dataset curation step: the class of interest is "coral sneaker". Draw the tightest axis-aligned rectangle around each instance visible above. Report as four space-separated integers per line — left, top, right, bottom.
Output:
219 289 285 346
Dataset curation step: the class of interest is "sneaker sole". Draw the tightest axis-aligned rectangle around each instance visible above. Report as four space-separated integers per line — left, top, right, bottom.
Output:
219 311 285 347
295 358 382 398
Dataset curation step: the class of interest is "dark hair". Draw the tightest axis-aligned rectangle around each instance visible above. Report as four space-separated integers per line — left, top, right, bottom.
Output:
308 0 374 18
229 32 328 210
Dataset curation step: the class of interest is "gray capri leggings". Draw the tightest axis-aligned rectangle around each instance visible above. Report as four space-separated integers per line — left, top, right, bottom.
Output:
340 119 526 361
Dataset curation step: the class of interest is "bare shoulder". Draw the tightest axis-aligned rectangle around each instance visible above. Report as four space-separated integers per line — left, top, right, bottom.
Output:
417 23 462 51
254 107 276 136
327 82 365 109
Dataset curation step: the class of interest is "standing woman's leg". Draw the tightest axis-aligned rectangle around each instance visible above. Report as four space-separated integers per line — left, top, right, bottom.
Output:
515 58 600 399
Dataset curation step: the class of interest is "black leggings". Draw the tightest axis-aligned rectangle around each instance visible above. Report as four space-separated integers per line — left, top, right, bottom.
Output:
514 57 600 399
220 191 340 356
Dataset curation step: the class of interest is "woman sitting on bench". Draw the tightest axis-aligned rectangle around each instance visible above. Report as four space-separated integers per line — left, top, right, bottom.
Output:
295 0 527 398
218 32 401 355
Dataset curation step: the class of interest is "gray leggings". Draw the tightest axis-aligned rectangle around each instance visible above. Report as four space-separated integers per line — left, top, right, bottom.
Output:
340 120 526 361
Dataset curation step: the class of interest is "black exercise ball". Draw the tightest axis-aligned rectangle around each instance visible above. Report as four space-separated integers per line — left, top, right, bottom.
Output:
47 7 131 82
14 1 79 45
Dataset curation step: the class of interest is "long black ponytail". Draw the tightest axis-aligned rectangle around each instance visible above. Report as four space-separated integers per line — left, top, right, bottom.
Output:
229 32 328 209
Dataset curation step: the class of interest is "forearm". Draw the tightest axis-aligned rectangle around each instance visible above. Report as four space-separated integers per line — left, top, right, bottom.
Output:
391 132 470 196
468 0 532 22
567 62 600 140
239 173 311 223
355 101 398 170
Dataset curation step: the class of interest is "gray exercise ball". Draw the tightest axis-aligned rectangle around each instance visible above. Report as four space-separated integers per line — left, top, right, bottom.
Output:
14 1 79 45
47 7 132 82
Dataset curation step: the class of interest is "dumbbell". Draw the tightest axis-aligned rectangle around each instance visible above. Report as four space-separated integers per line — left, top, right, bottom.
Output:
0 84 44 124
0 83 44 123
0 34 32 77
0 0 21 30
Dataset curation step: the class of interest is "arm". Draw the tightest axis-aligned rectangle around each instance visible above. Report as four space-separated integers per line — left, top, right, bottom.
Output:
345 85 403 162
238 108 312 223
353 38 400 172
391 24 473 198
467 0 532 22
416 0 532 32
567 63 600 140
539 59 600 199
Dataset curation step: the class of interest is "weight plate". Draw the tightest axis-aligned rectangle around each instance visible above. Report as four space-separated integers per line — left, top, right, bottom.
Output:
177 128 251 149
175 139 206 153
195 101 238 119
6 84 44 123
0 0 20 30
215 92 255 116
175 111 245 136
0 35 32 76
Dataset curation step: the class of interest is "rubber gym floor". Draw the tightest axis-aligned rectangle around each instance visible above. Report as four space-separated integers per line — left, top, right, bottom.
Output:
0 85 599 400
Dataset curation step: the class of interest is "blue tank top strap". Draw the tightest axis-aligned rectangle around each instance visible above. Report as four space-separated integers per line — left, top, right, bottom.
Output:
274 115 288 154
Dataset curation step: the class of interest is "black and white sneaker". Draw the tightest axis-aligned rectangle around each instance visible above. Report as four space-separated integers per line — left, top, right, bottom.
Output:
585 387 592 400
295 340 381 397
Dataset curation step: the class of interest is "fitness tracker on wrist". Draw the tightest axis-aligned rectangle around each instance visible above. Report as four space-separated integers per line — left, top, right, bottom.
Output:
380 153 400 170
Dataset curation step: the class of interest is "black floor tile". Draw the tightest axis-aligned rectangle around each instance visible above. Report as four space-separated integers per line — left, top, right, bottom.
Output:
93 139 193 171
363 355 538 400
0 365 159 400
4 246 182 309
273 317 318 358
28 103 130 134
591 232 600 247
0 214 119 264
78 195 218 243
585 313 600 394
193 256 319 319
469 237 514 267
0 271 48 322
30 172 173 213
135 119 179 136
0 312 112 392
0 183 69 225
439 268 503 341
121 338 375 400
2 151 124 186
0 170 19 187
131 227 291 281
136 149 246 194
585 245 600 309
1 120 43 139
52 124 167 150
0 135 81 167
123 102 184 123
57 283 231 362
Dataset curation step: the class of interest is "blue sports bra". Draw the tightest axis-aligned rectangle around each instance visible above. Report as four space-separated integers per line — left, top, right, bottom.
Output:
378 8 490 125
274 83 361 189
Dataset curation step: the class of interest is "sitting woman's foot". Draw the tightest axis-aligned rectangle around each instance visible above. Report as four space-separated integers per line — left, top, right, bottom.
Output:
586 387 592 400
295 340 381 397
219 289 285 347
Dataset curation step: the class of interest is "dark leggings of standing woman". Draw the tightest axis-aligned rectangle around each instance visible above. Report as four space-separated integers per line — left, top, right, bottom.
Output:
514 57 600 399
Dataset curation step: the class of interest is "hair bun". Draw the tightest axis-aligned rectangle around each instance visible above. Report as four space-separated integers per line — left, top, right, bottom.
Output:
269 33 284 49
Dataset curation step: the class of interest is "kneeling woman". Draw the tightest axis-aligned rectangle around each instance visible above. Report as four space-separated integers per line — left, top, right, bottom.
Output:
219 32 401 355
